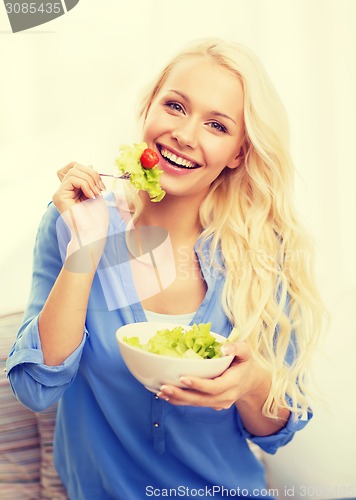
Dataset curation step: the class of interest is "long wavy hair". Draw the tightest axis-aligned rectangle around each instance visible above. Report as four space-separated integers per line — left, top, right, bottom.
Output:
133 38 325 418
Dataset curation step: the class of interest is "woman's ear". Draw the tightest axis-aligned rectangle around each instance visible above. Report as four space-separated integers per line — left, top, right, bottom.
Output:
226 148 245 170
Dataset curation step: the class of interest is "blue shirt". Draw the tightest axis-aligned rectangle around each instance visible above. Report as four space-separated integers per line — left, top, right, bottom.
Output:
7 199 311 500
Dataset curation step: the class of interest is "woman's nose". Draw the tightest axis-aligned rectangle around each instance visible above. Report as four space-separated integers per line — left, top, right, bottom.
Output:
171 119 198 148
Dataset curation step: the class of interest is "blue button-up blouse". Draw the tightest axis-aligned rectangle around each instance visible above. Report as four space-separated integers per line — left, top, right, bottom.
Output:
6 198 310 500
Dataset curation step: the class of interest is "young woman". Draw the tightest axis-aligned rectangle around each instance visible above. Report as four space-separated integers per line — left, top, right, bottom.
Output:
7 38 324 499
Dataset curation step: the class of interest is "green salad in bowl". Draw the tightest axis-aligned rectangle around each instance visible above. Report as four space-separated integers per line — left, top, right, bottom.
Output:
123 323 224 359
116 322 234 393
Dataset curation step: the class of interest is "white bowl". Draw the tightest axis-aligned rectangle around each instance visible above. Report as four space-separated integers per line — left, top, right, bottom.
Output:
116 322 234 393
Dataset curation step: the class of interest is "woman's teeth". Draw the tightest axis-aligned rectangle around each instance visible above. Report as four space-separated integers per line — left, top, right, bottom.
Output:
160 147 199 169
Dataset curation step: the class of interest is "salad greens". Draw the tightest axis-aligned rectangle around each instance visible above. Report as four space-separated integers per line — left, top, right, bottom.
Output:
123 323 225 359
115 142 166 202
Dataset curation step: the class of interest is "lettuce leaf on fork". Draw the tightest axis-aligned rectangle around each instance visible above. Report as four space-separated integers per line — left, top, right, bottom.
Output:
115 142 165 202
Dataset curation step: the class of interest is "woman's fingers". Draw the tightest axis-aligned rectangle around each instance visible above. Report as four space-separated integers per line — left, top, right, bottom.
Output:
157 365 240 408
157 383 235 409
64 164 102 191
61 175 98 200
57 162 76 181
57 162 106 190
53 164 106 215
156 343 256 409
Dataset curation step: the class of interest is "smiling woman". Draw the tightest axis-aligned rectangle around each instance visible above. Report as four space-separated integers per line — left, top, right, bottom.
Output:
6 38 326 500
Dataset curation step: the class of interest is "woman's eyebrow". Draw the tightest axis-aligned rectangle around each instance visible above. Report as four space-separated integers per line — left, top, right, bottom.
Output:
167 89 237 125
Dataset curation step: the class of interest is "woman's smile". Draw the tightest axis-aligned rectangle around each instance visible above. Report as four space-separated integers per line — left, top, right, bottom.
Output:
157 144 202 176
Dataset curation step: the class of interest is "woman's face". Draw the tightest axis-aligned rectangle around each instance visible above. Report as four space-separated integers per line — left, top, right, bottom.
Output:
142 56 245 200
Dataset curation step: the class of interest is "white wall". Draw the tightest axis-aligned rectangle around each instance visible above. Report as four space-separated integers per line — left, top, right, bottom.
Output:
1 1 355 498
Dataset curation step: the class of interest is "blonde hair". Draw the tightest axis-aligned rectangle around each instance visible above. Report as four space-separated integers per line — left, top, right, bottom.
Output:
136 38 326 418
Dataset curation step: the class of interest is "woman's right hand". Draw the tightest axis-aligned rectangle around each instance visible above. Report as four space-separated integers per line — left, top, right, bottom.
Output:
53 162 109 266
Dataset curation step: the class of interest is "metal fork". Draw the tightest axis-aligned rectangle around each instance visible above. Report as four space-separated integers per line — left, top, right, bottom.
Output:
99 172 131 180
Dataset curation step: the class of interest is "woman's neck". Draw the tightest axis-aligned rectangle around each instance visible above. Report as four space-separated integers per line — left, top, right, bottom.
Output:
137 192 203 243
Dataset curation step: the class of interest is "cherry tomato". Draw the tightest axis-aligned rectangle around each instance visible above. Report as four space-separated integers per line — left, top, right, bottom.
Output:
140 148 159 169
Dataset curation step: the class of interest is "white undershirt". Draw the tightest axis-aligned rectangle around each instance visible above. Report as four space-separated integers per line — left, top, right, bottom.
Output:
143 309 196 326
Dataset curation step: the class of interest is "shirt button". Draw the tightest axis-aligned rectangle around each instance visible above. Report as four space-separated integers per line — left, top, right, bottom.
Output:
153 422 159 428
154 395 159 399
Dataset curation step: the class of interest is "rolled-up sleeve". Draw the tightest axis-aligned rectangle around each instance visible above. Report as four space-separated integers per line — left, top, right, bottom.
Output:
6 202 87 412
238 288 312 454
236 407 312 454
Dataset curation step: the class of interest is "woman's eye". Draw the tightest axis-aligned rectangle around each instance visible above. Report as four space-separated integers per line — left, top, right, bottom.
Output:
165 101 184 113
208 122 227 133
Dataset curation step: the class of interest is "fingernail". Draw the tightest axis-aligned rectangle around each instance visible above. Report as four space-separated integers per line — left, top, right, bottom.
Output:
180 377 192 386
156 392 169 401
160 385 173 396
221 343 235 356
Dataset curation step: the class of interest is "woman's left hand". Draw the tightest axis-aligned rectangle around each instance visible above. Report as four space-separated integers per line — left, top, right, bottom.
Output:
157 341 270 411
